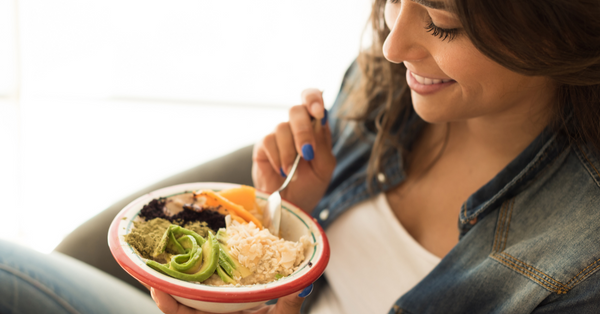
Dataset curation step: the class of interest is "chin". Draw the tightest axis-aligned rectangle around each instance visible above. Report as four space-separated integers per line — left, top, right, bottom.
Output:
411 99 453 124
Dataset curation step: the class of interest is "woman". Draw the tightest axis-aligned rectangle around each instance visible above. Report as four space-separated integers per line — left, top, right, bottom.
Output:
152 0 600 313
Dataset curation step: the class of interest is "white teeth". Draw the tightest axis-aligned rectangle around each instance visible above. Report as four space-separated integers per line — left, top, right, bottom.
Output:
411 72 452 85
413 73 425 84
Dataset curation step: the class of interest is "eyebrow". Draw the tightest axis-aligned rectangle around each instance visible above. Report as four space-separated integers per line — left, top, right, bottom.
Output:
411 0 451 12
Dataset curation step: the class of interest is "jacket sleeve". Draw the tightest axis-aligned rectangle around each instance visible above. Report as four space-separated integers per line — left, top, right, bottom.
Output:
533 269 600 314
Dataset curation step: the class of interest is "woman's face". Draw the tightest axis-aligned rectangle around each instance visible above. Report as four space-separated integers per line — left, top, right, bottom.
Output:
383 0 553 125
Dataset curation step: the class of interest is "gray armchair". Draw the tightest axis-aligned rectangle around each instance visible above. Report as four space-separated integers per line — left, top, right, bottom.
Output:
53 145 254 293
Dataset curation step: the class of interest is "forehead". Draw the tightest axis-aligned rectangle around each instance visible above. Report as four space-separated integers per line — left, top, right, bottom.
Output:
411 0 456 13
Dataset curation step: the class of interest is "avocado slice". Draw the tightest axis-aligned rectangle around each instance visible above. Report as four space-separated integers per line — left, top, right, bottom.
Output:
147 231 220 282
152 225 206 258
216 265 236 284
169 235 203 274
176 234 195 251
216 229 252 279
170 225 206 247
218 249 235 277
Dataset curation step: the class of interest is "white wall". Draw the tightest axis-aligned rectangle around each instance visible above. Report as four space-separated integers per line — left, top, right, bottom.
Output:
0 0 372 253
0 0 20 248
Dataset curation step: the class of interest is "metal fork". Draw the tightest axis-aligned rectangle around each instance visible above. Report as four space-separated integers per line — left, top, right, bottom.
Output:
265 153 302 237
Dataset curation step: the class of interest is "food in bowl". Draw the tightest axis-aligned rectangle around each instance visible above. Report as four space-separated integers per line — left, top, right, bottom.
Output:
124 185 313 286
109 182 330 313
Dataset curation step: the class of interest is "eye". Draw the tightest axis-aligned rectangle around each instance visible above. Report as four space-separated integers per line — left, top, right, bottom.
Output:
386 1 460 42
425 18 459 42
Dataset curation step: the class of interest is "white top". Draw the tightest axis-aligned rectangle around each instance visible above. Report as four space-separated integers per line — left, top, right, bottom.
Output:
311 193 441 314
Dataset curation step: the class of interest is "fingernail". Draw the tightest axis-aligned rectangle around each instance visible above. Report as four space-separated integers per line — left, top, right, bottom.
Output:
298 284 313 298
321 108 328 126
302 144 314 161
279 167 287 178
310 101 321 114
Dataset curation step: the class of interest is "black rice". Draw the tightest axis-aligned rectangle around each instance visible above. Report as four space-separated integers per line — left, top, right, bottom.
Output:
139 197 226 232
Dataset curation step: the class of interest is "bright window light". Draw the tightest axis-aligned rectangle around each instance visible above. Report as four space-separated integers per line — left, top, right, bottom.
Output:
20 0 371 105
2 0 372 253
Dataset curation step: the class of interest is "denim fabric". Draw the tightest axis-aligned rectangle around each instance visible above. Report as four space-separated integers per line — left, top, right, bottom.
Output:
0 239 162 314
306 61 600 313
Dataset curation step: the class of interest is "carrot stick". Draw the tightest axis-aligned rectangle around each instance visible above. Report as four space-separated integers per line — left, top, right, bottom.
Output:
230 214 247 224
214 206 246 224
195 190 263 229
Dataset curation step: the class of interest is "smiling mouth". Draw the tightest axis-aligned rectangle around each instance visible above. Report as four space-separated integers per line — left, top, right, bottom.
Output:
410 72 454 85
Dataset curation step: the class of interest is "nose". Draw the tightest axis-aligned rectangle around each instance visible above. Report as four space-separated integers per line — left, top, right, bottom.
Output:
382 2 428 64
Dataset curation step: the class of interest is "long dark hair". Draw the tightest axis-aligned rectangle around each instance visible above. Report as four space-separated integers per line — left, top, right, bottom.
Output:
346 0 600 182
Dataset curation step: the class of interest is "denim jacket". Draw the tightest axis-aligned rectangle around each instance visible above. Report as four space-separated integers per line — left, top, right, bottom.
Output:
305 61 600 313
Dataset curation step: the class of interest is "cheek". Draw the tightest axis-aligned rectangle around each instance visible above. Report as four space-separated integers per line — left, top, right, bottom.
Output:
433 45 541 115
435 44 496 97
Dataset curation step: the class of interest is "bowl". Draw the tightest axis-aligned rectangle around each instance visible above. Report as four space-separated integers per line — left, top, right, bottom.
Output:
108 182 330 313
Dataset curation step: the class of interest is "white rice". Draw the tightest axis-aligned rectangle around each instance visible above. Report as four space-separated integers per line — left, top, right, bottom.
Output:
223 220 312 285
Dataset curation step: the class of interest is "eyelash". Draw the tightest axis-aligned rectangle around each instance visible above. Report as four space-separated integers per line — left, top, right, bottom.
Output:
386 0 459 42
424 19 459 42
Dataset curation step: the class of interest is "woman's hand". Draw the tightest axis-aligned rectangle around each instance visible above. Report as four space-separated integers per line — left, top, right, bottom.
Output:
150 285 313 314
252 88 336 213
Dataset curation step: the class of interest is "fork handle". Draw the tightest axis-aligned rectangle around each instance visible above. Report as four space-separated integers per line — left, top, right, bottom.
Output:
278 154 302 192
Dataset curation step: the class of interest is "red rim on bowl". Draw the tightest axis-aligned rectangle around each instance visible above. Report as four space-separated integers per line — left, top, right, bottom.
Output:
108 182 330 303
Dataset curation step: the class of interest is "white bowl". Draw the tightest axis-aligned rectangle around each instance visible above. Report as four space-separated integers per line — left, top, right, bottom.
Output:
108 182 330 313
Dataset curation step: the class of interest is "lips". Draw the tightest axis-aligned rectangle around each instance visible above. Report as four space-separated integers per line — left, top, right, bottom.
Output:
410 72 454 85
406 70 456 95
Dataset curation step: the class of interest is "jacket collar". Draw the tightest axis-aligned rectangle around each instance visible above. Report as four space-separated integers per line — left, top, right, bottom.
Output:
457 126 571 237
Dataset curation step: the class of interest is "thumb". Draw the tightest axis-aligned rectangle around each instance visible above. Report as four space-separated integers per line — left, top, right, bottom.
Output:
274 284 313 314
311 111 335 179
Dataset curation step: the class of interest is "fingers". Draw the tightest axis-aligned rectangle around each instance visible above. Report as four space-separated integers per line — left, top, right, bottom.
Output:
259 87 328 173
151 288 202 314
260 105 332 178
274 122 298 175
312 115 335 179
289 105 316 163
252 137 285 194
274 284 313 314
252 87 333 198
253 124 297 177
300 88 325 120
257 132 282 175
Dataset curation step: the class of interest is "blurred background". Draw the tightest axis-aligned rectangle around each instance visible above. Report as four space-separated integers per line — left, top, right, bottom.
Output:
0 0 371 253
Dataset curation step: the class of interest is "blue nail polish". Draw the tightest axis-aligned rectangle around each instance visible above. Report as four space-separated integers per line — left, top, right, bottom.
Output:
298 284 313 298
279 167 287 178
321 108 328 126
302 144 314 161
